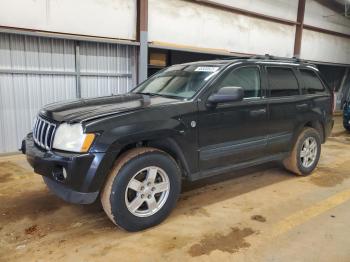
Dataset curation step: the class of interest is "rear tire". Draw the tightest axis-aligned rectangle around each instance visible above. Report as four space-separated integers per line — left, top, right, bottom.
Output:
101 147 181 232
283 127 321 176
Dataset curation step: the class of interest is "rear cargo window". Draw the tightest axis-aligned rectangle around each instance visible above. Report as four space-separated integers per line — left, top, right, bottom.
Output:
300 69 325 94
267 67 300 97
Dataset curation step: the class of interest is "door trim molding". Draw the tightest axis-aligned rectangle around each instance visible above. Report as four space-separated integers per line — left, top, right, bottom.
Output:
191 153 288 181
200 136 267 161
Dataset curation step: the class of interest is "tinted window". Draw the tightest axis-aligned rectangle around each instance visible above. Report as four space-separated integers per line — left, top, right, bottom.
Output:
214 67 261 98
267 67 299 97
300 69 325 94
133 64 222 98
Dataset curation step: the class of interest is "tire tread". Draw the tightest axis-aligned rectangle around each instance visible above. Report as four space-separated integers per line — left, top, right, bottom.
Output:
283 127 320 176
101 147 160 226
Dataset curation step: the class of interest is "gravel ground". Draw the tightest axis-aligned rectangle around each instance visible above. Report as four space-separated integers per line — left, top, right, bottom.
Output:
1 116 350 262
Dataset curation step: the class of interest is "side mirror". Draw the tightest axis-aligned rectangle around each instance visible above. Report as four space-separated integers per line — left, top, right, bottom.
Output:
207 86 244 107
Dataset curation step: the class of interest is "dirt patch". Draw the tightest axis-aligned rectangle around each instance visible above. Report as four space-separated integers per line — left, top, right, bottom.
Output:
325 144 344 150
0 161 32 178
0 173 14 183
188 227 255 257
251 215 266 223
0 160 72 233
91 244 117 258
184 207 210 217
327 137 350 145
310 173 344 187
160 235 193 252
25 225 38 235
0 190 65 223
310 166 350 188
330 130 348 138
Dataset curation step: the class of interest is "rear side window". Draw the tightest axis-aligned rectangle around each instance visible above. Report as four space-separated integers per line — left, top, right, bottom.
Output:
300 69 325 94
267 67 300 97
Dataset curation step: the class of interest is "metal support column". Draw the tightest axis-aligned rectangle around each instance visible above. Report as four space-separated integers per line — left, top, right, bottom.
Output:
293 0 306 57
75 41 81 98
338 68 350 109
137 0 148 83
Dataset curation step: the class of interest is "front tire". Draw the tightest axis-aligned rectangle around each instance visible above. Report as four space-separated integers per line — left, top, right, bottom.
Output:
101 147 181 232
283 127 321 176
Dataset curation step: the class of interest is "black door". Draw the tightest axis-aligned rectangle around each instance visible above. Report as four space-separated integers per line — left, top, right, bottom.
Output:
197 65 268 172
264 66 305 155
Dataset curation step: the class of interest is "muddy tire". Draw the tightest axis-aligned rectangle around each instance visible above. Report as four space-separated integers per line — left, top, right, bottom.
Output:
101 147 181 232
283 127 321 176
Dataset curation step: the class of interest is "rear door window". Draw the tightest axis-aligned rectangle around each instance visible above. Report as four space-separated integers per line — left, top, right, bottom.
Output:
300 69 326 94
267 67 300 97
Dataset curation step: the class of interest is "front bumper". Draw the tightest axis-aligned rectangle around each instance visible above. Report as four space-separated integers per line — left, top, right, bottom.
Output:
43 176 98 204
23 134 105 204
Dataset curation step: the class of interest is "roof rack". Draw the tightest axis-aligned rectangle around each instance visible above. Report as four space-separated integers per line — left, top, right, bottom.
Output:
219 55 252 60
251 54 304 62
220 54 310 64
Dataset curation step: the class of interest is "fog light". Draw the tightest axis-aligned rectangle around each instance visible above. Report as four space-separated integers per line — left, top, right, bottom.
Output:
62 167 68 180
52 166 67 182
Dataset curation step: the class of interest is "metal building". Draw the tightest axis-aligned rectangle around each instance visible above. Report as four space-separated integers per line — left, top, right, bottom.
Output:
0 33 137 153
0 0 349 153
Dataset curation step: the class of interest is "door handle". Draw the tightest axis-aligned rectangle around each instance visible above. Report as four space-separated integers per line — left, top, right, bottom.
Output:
296 103 308 111
250 108 266 117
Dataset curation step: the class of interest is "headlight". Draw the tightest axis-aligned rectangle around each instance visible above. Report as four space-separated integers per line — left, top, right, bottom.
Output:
53 123 95 153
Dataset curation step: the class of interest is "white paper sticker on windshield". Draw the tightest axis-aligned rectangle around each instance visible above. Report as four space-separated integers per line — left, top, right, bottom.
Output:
195 66 219 72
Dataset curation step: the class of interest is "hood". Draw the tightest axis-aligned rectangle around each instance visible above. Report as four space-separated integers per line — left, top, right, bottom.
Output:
39 93 179 123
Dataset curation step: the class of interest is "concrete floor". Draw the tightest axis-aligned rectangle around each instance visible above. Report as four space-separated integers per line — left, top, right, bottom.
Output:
1 116 350 262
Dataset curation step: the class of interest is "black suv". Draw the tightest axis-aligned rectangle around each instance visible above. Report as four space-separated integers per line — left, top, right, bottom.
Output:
22 56 334 231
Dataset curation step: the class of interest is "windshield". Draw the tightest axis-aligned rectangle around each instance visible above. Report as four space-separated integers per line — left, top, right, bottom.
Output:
132 64 222 99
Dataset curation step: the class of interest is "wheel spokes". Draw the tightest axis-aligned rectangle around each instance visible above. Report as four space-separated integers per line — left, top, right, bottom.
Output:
147 167 158 183
153 182 169 194
300 149 307 158
128 195 144 212
303 154 309 166
304 138 310 148
125 166 170 217
300 136 318 168
146 196 157 210
128 178 143 192
310 140 317 150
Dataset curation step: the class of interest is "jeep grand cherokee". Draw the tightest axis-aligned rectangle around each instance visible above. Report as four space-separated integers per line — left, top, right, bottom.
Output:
22 56 334 231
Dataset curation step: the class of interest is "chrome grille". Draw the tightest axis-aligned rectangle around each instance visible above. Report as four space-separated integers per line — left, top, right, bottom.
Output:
33 116 56 150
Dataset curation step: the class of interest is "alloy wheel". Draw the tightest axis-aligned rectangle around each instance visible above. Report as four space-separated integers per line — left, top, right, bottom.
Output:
125 166 170 217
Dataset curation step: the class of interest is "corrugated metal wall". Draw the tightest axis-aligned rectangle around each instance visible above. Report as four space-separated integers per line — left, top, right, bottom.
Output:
0 33 137 153
80 42 137 98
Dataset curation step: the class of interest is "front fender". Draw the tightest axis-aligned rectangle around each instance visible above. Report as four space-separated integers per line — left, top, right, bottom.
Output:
83 118 196 192
90 118 187 153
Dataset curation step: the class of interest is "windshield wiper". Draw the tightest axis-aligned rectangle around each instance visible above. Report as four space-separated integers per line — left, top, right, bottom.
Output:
135 92 160 97
134 92 181 99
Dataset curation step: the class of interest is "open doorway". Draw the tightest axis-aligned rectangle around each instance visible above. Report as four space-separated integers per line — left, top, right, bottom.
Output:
148 48 229 77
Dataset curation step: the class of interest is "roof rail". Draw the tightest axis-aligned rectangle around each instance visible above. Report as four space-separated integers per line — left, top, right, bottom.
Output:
219 55 251 60
250 54 306 62
220 54 310 64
